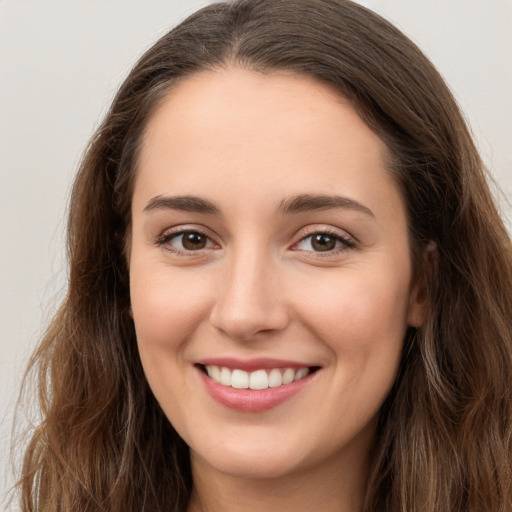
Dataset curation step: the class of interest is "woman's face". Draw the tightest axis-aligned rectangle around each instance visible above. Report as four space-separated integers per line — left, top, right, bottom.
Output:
129 68 425 480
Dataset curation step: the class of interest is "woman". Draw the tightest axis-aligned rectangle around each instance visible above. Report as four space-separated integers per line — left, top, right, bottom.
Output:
18 0 512 510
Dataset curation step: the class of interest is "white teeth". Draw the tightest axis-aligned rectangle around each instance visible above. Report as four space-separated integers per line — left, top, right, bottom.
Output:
203 365 313 390
294 368 309 381
220 367 231 386
210 365 220 382
249 369 268 390
268 368 283 388
282 368 295 385
231 369 249 389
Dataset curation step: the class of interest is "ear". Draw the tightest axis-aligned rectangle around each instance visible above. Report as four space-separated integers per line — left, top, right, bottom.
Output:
407 241 437 328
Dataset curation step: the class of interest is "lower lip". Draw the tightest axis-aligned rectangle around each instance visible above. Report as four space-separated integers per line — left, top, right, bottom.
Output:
198 368 316 413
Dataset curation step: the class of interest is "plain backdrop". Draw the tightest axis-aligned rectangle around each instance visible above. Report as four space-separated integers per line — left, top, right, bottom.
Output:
1 0 511 506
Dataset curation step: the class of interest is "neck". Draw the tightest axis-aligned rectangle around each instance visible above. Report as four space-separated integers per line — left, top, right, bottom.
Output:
187 447 370 512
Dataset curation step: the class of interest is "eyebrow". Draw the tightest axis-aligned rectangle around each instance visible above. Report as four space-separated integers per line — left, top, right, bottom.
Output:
277 194 374 217
143 193 374 218
144 195 221 215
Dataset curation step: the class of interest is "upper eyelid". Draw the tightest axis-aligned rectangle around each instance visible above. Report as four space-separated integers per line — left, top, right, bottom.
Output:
158 224 215 238
293 225 355 242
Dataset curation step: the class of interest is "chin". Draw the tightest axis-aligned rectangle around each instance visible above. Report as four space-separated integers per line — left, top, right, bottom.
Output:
190 436 311 480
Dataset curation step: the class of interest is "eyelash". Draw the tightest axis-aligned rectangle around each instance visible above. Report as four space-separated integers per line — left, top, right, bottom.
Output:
154 227 356 256
292 228 356 257
155 227 215 255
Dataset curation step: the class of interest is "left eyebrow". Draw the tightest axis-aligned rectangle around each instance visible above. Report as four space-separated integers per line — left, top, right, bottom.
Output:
277 194 374 218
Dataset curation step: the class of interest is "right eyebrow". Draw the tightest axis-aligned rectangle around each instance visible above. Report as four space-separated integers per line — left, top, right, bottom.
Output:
143 195 221 215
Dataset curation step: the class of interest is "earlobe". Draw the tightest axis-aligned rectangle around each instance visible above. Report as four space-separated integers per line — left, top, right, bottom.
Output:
407 241 437 328
407 283 427 328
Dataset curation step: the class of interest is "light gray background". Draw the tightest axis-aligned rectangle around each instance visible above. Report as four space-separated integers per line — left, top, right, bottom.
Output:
1 0 511 506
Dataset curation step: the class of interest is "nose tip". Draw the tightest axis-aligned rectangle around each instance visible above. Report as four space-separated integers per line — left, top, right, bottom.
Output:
210 300 289 341
208 260 289 341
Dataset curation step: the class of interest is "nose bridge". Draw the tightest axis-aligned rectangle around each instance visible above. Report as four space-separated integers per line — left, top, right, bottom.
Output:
210 241 289 340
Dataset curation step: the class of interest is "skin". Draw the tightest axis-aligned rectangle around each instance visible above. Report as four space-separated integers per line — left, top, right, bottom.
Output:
129 67 426 512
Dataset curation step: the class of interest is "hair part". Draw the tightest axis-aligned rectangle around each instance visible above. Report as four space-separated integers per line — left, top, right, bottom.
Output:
17 1 512 511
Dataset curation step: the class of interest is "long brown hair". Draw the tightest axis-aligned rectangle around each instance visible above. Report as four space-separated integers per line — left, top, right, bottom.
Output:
17 1 512 510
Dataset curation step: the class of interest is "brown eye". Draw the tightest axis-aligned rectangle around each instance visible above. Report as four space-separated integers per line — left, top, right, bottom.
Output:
181 232 208 250
158 230 215 252
294 230 354 253
311 233 337 252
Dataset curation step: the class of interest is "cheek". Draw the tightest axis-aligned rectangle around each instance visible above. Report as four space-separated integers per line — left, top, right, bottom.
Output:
129 266 213 425
129 265 213 353
295 266 411 361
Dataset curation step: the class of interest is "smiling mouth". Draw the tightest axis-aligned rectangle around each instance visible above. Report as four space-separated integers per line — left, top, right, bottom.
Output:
197 364 321 390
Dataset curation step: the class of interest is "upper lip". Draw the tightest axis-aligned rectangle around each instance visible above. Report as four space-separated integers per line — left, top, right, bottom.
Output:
196 357 318 372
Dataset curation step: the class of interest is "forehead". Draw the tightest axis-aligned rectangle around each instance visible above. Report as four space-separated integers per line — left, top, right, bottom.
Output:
139 67 385 164
134 67 403 225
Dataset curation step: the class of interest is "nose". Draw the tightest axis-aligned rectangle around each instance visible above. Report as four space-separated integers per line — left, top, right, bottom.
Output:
209 249 290 341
